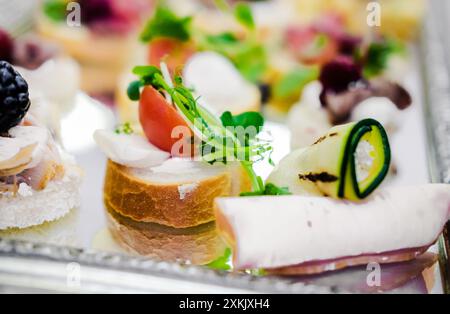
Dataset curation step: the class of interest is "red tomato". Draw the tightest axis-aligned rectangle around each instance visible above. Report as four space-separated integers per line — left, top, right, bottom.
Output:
148 38 195 73
139 86 193 156
285 27 337 66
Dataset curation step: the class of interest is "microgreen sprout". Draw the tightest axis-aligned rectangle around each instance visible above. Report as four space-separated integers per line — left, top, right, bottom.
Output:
128 64 272 192
115 122 134 135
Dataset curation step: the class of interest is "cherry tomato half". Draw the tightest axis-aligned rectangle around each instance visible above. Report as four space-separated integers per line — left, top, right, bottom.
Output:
285 27 338 66
139 86 193 156
148 38 195 73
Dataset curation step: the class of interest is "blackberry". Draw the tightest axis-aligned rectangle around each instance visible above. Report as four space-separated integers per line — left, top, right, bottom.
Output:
319 56 362 95
0 61 30 133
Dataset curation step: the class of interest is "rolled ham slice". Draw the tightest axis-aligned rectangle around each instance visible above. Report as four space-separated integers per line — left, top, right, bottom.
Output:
214 184 450 274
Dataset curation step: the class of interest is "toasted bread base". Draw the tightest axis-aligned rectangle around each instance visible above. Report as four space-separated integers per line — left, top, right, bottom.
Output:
106 204 225 265
104 160 251 228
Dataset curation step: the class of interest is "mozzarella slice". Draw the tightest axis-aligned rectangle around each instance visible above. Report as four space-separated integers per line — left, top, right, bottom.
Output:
351 97 399 134
94 130 170 168
183 51 259 114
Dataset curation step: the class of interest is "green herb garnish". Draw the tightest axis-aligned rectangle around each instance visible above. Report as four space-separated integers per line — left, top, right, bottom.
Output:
201 33 268 82
204 32 239 47
220 111 264 139
200 1 266 82
115 122 134 135
213 0 230 12
129 65 272 192
240 183 292 196
206 248 232 271
140 4 268 83
273 67 319 100
363 39 405 78
207 248 267 274
43 0 67 22
127 80 143 101
234 2 255 30
233 44 267 83
220 111 265 150
140 6 192 42
301 33 329 60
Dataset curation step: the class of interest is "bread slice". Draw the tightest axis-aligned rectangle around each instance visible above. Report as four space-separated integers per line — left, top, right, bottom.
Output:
79 63 125 94
0 206 79 247
36 14 135 67
36 14 138 93
104 159 251 228
105 204 226 265
0 161 83 230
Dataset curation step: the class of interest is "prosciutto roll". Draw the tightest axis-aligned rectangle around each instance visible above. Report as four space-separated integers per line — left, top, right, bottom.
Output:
214 184 450 274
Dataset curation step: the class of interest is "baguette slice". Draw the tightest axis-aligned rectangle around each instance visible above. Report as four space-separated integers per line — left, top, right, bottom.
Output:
104 159 251 228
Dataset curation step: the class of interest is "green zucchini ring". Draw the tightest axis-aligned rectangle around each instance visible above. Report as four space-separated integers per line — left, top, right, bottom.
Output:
268 118 391 201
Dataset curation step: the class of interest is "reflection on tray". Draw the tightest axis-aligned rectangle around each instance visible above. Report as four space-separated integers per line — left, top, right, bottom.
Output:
105 203 226 265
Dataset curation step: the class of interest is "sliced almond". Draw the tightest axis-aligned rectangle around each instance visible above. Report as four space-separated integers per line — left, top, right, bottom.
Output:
0 142 37 176
0 126 49 176
8 126 49 169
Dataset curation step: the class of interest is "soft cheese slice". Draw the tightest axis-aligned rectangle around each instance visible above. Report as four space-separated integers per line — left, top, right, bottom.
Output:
17 57 80 110
215 184 450 270
94 130 170 168
183 51 260 115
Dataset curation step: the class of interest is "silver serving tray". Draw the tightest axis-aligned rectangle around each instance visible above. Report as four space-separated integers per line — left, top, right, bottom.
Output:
421 0 450 294
0 0 449 294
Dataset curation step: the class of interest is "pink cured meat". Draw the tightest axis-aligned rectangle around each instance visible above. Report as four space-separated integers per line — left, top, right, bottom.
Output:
266 244 432 276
